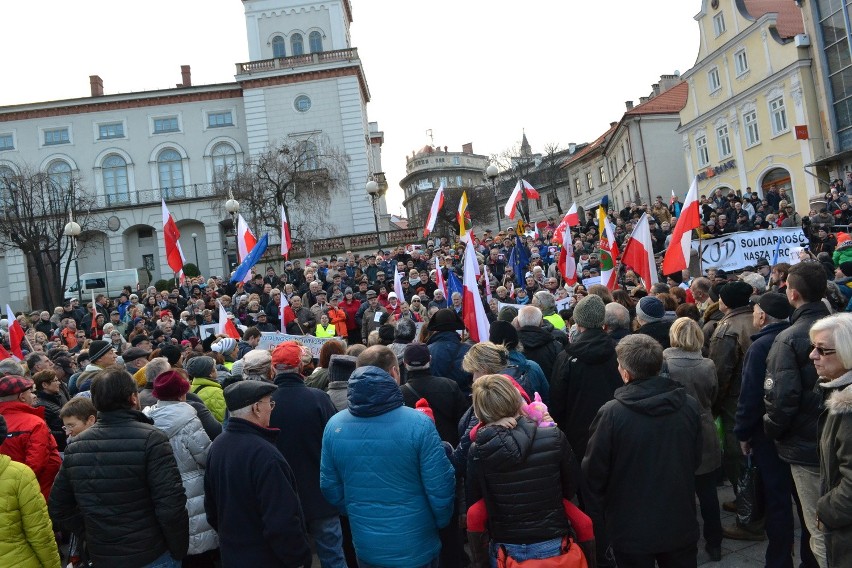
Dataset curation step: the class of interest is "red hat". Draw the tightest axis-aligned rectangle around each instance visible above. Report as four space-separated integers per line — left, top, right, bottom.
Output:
0 376 33 397
838 232 851 245
272 341 303 368
152 371 190 401
160 310 171 318
415 398 435 422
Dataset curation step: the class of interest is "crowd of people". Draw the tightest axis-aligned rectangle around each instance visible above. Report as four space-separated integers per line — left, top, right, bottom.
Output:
1 187 852 568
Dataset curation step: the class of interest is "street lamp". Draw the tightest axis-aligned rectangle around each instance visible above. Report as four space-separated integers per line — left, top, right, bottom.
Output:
63 212 82 303
486 164 501 232
191 233 199 269
366 179 381 249
224 191 240 271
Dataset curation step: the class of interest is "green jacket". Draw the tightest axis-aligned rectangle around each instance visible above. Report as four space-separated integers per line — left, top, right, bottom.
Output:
190 378 226 423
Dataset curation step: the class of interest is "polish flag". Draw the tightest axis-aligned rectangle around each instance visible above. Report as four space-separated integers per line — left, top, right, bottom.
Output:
557 226 577 286
393 267 405 302
5 305 24 360
217 300 241 339
598 201 620 290
0 343 11 361
90 290 98 338
483 264 492 302
621 213 660 289
279 295 292 333
462 239 490 343
504 179 541 220
423 184 445 238
280 205 292 259
662 177 700 276
553 202 578 244
161 200 186 284
434 255 447 299
237 214 257 283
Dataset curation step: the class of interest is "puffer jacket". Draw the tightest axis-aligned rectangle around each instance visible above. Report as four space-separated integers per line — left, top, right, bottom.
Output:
190 377 226 423
145 401 217 556
0 401 61 501
662 348 721 475
467 417 575 544
427 331 473 394
0 454 61 568
320 366 455 567
832 239 852 267
817 381 852 566
708 306 756 416
49 408 189 567
764 301 831 465
35 390 67 451
517 324 564 382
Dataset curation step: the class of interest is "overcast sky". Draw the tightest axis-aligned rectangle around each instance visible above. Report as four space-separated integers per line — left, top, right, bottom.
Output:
1 1 701 215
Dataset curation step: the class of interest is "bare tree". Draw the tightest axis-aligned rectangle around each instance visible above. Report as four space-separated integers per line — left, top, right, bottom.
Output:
227 135 349 255
490 139 540 224
0 165 100 309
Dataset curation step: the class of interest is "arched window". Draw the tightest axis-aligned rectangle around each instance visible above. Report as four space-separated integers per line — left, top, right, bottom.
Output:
212 143 238 183
297 141 318 171
102 155 129 205
0 166 15 206
47 160 72 192
291 33 304 56
157 149 185 198
272 35 286 58
309 31 323 53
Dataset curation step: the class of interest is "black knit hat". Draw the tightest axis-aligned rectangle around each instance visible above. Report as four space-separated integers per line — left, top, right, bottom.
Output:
720 281 753 310
489 320 519 349
328 355 357 383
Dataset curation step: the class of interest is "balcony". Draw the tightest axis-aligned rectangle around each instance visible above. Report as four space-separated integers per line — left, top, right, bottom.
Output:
93 182 229 209
235 48 360 76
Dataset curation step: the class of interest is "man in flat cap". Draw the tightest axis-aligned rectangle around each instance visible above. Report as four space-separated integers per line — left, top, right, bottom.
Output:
204 380 311 567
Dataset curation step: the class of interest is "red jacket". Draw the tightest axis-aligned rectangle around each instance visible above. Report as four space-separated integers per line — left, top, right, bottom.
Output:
340 299 361 332
0 401 61 500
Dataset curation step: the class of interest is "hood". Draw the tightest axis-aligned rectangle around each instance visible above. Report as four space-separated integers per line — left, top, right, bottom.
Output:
615 375 686 417
703 302 722 322
144 401 197 437
427 330 462 345
826 384 852 415
819 369 852 391
473 416 536 470
567 328 616 364
518 325 555 349
662 347 704 362
347 366 404 417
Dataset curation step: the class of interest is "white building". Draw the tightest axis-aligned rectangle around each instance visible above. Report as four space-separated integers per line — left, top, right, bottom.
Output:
0 0 385 310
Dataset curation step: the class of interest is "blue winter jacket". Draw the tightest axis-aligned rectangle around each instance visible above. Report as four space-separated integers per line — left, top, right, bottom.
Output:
427 331 473 395
507 351 550 406
320 366 455 567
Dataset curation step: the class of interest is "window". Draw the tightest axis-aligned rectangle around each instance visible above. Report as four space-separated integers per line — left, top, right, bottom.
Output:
207 111 233 128
708 68 721 92
309 31 323 53
440 176 448 187
713 13 726 36
294 95 312 112
769 96 789 135
574 177 581 196
47 160 72 192
153 117 179 134
212 143 237 182
296 141 318 171
696 135 709 167
734 49 749 76
0 134 14 151
291 33 304 56
44 128 69 146
599 165 607 184
455 175 462 187
272 35 285 58
586 172 594 190
452 156 461 165
98 123 124 139
102 155 129 205
717 124 731 158
744 109 760 146
157 149 185 198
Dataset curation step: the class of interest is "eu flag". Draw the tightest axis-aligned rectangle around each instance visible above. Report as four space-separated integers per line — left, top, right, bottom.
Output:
230 233 269 283
509 235 530 286
447 270 463 302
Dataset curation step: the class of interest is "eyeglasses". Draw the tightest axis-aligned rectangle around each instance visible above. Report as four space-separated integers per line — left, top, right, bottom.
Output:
256 399 276 409
811 344 837 357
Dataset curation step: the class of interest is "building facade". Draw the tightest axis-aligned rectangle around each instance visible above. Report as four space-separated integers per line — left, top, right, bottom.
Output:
0 0 385 310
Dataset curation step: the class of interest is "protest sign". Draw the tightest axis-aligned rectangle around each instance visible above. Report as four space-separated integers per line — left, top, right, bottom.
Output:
691 228 807 271
258 332 343 358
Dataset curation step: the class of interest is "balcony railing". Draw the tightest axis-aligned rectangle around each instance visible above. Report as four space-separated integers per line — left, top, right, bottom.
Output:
284 227 422 257
236 48 360 76
94 182 229 208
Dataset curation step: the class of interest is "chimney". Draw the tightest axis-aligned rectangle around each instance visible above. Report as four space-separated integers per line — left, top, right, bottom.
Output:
444 146 448 153
568 143 576 154
639 96 649 104
652 83 660 97
89 75 104 97
462 142 473 154
625 100 634 110
181 65 191 87
610 122 618 128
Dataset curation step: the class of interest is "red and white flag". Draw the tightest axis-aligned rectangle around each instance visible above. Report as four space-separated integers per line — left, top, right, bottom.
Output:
434 255 447 299
462 239 490 342
280 205 292 259
504 179 540 220
662 177 700 276
483 264 492 302
393 267 405 302
5 305 24 360
557 226 577 286
217 300 241 339
161 200 186 284
236 214 257 284
621 213 660 289
90 290 98 337
279 295 291 333
423 184 445 238
553 202 578 244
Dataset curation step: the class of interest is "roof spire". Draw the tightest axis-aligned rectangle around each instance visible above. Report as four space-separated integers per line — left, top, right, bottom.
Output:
520 130 531 157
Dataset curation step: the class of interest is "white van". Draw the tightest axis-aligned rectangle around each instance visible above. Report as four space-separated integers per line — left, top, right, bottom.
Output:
64 268 152 301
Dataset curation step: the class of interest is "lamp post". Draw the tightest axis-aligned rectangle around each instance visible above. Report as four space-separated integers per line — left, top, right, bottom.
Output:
191 233 199 269
224 192 240 271
486 164 501 232
365 179 381 250
63 212 82 303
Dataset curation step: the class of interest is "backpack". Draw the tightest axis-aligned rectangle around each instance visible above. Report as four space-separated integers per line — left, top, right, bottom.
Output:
501 364 532 400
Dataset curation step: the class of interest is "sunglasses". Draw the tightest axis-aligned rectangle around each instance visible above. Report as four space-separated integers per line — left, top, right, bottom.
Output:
811 344 837 357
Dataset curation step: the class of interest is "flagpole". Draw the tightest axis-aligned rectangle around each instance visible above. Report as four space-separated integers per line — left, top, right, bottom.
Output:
697 230 703 275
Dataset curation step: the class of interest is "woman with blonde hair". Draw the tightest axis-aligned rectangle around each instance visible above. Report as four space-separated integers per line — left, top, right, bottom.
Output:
663 316 722 560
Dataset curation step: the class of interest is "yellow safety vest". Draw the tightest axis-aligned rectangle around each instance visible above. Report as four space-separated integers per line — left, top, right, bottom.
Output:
543 312 566 330
315 324 336 338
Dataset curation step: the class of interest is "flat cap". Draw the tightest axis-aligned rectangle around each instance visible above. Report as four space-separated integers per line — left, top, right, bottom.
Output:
223 381 277 411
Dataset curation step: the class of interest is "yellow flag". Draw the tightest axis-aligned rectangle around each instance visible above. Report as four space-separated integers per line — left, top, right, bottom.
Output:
457 191 471 239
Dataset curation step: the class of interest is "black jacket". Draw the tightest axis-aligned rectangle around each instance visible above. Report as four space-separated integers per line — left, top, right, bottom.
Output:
49 409 189 567
401 368 470 446
35 390 67 451
549 328 622 460
517 325 564 383
764 301 831 465
269 372 339 521
468 417 575 544
204 418 311 567
634 320 672 349
582 376 702 555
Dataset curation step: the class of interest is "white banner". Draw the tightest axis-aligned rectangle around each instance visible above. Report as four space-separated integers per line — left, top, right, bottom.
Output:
691 228 807 271
258 332 344 358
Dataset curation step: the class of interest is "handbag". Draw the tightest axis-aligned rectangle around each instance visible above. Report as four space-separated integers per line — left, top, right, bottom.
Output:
497 536 587 568
736 454 765 529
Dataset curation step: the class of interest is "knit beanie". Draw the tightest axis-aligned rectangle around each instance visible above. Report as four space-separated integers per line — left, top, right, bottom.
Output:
841 261 852 277
328 354 358 383
498 306 518 322
636 296 665 323
719 281 753 310
212 337 237 354
488 320 519 349
184 356 215 378
152 371 190 401
378 324 396 345
572 295 606 329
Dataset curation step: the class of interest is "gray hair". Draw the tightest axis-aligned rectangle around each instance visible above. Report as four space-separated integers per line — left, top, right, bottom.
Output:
616 335 663 381
395 318 417 342
144 357 171 386
604 303 631 331
517 305 543 327
229 405 254 419
810 313 852 370
533 291 555 311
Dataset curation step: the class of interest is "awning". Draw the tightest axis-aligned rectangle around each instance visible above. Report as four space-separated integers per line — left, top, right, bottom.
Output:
805 148 852 168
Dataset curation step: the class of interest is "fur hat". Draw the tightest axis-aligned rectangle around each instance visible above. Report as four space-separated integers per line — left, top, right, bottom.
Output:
720 281 753 310
151 371 190 401
184 356 215 378
572 295 606 329
636 296 665 323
